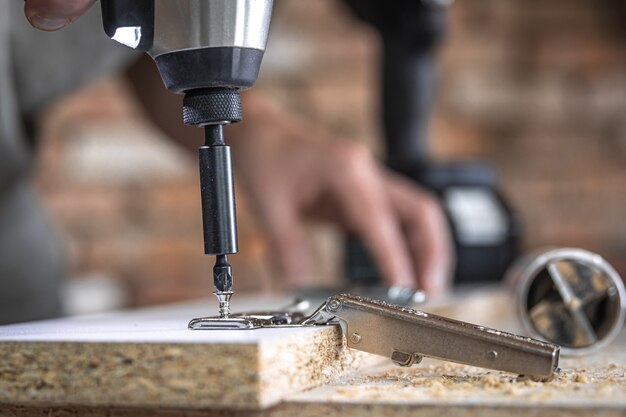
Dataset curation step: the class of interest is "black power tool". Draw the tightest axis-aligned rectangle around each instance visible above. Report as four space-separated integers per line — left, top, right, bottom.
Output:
101 0 274 316
343 0 520 287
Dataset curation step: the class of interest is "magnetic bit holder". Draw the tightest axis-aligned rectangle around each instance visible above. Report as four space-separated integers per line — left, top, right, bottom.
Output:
183 88 242 318
189 294 560 380
508 247 626 356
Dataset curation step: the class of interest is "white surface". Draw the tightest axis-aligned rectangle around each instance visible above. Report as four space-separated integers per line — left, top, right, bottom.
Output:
0 295 319 344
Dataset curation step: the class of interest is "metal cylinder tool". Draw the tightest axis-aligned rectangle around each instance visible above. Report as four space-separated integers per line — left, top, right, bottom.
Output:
184 88 243 318
506 248 626 356
199 125 238 256
101 0 274 320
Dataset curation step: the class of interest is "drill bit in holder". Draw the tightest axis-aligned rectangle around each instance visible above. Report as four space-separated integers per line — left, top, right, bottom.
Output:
184 88 242 318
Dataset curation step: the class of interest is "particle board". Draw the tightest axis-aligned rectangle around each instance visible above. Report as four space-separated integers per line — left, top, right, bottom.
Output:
0 296 373 412
275 290 626 417
2 290 625 417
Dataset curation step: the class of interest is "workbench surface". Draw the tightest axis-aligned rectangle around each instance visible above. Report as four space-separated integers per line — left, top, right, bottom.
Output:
1 290 624 417
278 291 626 417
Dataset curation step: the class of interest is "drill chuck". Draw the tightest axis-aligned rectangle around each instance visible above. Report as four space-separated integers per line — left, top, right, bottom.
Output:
183 88 243 126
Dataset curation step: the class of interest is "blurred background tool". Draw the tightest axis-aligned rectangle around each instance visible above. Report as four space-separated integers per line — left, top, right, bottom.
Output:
506 248 626 356
101 0 274 317
296 285 426 307
343 0 520 287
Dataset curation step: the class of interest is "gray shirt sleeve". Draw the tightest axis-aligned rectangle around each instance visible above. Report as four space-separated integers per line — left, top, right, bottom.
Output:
9 2 140 118
0 3 30 193
0 3 140 323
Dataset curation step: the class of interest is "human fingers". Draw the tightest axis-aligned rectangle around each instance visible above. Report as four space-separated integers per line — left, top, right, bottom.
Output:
24 0 96 31
387 174 454 296
330 144 416 287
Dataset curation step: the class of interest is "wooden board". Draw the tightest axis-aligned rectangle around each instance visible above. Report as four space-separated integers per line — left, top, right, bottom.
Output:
1 289 624 417
0 296 373 412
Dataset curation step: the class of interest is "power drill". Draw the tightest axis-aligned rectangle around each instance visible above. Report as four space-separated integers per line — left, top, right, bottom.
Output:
101 0 274 317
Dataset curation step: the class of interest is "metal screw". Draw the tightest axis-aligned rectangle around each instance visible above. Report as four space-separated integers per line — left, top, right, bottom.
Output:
349 333 362 344
327 298 342 312
487 350 498 360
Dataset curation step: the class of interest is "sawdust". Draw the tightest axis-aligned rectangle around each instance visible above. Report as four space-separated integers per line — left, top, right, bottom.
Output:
573 373 589 383
311 361 626 404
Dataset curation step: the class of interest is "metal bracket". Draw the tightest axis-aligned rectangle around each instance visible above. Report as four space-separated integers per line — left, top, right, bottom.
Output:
189 293 560 379
303 294 560 379
188 311 307 330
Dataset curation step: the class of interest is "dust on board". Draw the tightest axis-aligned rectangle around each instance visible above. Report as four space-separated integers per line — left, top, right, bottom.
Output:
289 360 626 405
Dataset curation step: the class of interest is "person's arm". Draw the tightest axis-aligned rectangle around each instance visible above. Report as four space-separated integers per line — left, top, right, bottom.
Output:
124 53 453 292
228 94 454 293
24 0 455 295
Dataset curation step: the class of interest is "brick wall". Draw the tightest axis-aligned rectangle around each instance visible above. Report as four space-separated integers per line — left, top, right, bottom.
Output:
35 0 626 308
433 0 626 271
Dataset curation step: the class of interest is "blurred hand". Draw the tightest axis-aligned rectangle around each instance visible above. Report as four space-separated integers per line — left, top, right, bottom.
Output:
24 0 96 31
231 95 454 296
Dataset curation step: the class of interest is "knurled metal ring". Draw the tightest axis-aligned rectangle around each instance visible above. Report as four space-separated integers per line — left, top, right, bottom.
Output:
183 88 243 126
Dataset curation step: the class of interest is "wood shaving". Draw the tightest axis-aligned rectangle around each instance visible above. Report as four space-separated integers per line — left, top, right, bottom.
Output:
301 360 626 405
